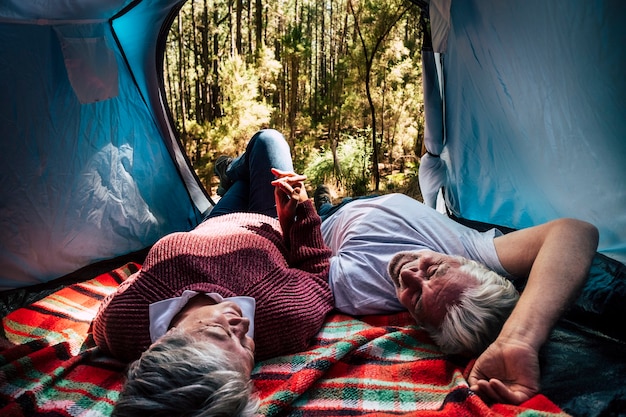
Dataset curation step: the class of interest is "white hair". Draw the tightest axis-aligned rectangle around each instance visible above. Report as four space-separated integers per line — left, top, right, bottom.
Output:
112 330 259 417
426 257 519 355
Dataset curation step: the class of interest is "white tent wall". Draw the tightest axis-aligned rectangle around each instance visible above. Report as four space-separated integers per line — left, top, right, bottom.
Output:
0 0 209 290
422 0 626 265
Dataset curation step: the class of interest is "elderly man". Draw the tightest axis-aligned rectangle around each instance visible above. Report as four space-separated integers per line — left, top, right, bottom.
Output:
316 189 598 405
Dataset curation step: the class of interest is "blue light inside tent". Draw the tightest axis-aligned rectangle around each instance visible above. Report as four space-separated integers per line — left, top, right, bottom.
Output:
113 0 212 216
112 0 173 108
435 0 626 264
0 0 202 289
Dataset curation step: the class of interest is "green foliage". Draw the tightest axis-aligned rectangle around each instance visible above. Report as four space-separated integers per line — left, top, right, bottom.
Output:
303 148 334 186
282 24 311 56
194 147 216 188
305 130 373 196
217 55 273 146
184 55 278 190
200 56 273 152
164 0 428 195
256 46 282 99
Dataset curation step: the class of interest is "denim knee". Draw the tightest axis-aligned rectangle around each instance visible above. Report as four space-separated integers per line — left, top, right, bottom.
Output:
249 129 288 151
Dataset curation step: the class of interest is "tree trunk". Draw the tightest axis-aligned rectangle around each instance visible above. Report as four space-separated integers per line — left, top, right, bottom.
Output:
255 0 262 54
236 0 242 54
178 13 187 137
364 66 380 190
288 56 299 152
211 7 221 120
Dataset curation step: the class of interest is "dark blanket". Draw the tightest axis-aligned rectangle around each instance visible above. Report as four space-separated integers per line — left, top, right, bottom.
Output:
539 253 626 417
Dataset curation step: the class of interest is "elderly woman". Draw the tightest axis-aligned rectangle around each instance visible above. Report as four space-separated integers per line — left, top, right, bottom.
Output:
92 130 334 416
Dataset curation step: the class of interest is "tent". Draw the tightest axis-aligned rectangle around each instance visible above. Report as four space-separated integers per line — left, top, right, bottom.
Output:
1 0 211 290
0 0 625 415
419 1 626 414
420 0 626 263
2 0 624 291
419 0 626 336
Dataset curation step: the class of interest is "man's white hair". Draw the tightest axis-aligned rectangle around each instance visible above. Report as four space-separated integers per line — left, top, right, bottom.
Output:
430 257 519 355
388 251 519 356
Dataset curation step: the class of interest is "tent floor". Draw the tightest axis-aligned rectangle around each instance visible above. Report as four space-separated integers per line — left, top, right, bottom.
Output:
1 246 624 416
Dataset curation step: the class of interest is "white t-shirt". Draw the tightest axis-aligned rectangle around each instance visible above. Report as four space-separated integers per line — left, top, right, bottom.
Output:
320 194 508 315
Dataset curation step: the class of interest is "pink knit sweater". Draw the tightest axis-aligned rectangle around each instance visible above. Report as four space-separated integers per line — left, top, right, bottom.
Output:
91 200 334 362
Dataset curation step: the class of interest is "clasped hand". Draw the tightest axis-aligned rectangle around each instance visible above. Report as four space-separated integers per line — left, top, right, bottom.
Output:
271 168 308 222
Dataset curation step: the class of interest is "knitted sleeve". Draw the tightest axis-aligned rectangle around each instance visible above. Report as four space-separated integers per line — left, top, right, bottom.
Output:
91 272 154 362
286 200 331 278
246 200 334 359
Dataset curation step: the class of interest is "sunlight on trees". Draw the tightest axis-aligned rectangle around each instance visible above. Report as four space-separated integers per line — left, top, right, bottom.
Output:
163 0 427 199
216 54 272 147
305 131 372 196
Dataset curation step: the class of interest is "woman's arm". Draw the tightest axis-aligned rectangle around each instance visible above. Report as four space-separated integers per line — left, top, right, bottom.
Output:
271 168 308 239
271 168 330 275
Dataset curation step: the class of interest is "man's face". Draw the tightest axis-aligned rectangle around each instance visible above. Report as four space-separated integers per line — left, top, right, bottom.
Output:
390 250 479 329
169 300 256 375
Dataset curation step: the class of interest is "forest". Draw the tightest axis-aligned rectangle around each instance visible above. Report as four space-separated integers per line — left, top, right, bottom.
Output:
163 0 429 200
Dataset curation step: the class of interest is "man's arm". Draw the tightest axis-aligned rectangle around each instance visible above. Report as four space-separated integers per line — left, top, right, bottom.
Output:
469 218 598 404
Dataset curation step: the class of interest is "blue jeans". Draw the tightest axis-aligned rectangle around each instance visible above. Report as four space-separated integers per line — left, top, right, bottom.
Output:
207 129 293 219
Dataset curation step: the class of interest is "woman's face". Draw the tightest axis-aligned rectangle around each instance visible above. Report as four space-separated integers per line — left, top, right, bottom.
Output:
170 299 256 375
391 250 479 329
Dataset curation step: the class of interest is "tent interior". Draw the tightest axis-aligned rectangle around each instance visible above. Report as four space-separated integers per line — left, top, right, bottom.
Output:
1 0 625 416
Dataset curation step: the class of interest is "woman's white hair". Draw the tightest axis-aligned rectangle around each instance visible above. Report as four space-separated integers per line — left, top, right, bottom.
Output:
427 257 520 355
112 330 259 417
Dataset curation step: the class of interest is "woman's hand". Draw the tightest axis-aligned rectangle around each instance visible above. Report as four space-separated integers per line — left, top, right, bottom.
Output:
271 168 308 232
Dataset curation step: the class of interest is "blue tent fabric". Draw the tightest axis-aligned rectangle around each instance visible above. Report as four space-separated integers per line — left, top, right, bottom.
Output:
418 49 446 209
422 0 626 266
420 3 626 414
0 0 209 290
54 24 120 104
0 0 624 284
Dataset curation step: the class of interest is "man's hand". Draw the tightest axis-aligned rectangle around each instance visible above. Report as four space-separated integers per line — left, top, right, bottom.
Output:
271 168 308 231
468 338 540 405
482 218 598 404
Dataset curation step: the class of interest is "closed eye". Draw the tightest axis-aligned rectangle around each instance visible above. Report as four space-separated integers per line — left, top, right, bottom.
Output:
199 324 232 339
434 264 449 277
207 324 252 349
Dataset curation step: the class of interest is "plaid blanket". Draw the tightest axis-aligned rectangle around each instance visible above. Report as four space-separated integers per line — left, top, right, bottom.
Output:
0 263 570 417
